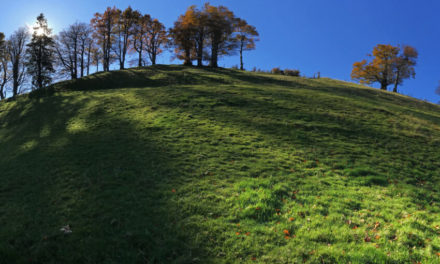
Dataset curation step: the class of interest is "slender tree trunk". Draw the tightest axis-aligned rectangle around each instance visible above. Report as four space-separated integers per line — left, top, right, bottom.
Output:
197 33 204 67
12 58 19 97
240 41 244 70
380 81 387 90
393 71 400 93
138 50 142 67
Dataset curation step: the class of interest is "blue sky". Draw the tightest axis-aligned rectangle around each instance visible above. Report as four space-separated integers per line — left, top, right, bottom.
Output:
1 0 439 102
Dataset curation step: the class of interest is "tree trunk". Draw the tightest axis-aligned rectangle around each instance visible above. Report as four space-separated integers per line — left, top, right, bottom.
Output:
240 41 244 70
183 47 192 66
197 34 204 67
12 60 19 97
210 40 219 68
138 50 142 67
393 71 400 93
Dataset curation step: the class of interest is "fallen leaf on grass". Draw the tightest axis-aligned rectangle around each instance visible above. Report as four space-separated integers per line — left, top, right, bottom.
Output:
375 235 381 240
289 217 295 222
235 232 240 236
60 225 72 234
283 229 290 236
364 236 371 242
171 189 176 193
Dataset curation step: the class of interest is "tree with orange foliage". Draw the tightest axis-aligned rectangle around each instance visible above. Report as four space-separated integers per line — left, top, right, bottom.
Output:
91 7 119 72
169 13 196 66
203 3 237 68
234 18 259 70
351 44 417 92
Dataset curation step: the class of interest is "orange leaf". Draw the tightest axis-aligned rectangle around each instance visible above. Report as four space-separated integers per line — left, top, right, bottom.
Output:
235 232 240 236
283 229 290 236
352 226 358 230
171 189 176 193
284 235 290 240
251 257 256 261
245 232 250 236
289 217 295 222
375 235 381 240
436 252 440 256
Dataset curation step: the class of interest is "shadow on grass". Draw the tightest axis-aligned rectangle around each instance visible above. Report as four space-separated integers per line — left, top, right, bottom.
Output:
0 95 210 263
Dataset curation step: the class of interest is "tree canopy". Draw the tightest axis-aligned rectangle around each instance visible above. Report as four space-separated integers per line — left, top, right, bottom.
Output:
351 44 418 92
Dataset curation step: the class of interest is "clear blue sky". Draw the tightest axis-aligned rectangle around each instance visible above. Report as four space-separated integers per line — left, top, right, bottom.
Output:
1 0 439 102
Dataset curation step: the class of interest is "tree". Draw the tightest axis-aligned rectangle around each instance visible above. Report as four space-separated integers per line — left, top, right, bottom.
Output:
184 5 208 67
132 12 149 67
351 44 399 90
234 18 259 70
203 3 237 68
114 7 137 69
55 22 93 79
91 7 119 72
351 44 417 92
90 45 102 72
77 23 92 77
169 14 196 66
25 13 56 90
7 28 29 97
144 18 168 65
392 45 418 93
0 32 9 99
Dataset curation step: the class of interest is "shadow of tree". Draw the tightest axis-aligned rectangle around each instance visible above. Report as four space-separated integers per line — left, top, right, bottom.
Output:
0 95 212 263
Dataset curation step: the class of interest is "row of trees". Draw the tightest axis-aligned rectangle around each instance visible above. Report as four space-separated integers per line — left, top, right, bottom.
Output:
0 4 259 99
351 44 418 93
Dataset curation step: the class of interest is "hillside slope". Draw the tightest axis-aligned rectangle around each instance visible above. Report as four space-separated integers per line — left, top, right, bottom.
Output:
1 65 440 263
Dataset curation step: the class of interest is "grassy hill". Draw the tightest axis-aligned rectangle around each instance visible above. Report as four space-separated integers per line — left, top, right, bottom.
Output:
1 65 440 263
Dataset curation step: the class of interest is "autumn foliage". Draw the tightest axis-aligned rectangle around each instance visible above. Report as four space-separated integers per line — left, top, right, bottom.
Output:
351 44 418 93
170 3 258 68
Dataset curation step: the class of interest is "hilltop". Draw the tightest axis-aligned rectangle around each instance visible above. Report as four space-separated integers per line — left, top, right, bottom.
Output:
1 65 440 263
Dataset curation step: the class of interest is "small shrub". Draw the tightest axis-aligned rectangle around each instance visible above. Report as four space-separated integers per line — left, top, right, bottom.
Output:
231 65 239 70
271 67 283 75
284 69 300 77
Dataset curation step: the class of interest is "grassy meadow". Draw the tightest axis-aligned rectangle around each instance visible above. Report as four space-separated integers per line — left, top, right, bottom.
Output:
1 65 440 263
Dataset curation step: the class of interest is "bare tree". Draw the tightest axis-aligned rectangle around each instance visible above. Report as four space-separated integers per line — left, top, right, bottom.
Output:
0 32 10 99
7 28 29 97
77 23 92 77
56 22 93 80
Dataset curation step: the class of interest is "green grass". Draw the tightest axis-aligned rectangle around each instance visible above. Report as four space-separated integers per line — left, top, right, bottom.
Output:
1 65 440 263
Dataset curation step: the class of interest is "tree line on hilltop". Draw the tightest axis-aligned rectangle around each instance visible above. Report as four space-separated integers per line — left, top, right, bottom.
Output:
0 4 434 101
0 3 259 99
